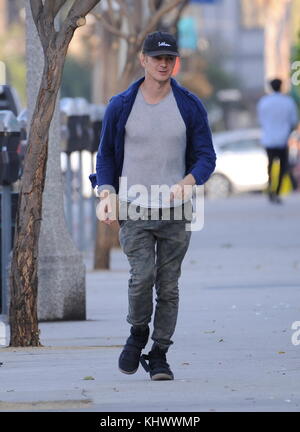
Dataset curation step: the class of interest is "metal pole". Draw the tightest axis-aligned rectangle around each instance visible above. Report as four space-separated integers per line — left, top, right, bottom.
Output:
78 151 84 251
65 153 73 236
1 185 11 316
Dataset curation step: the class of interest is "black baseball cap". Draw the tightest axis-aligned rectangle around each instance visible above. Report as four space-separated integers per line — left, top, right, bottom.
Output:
142 31 179 57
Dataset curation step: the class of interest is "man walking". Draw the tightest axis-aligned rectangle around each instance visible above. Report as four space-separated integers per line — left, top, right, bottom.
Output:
91 31 216 380
257 78 298 203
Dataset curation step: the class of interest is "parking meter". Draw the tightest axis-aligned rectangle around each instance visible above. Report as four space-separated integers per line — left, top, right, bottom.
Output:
75 97 93 152
17 109 28 141
90 104 106 153
0 110 21 185
60 97 93 153
0 110 21 316
0 85 21 116
60 98 82 154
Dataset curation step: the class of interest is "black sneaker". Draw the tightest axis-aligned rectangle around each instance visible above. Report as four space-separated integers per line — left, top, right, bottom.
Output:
269 192 283 204
273 195 283 204
118 325 149 374
140 345 174 380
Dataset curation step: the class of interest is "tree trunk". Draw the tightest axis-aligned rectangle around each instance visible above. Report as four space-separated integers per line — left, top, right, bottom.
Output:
94 220 120 270
264 0 292 92
8 0 101 346
9 50 65 346
117 47 141 92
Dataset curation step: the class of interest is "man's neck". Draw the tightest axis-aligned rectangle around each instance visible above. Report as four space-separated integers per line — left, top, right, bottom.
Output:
140 76 172 104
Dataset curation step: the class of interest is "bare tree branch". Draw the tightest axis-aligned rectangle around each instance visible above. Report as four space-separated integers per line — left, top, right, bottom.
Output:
43 0 55 17
96 0 186 50
170 0 189 30
42 0 59 33
115 0 131 19
93 0 187 94
93 11 130 40
53 0 68 19
154 0 164 10
137 0 184 45
148 0 165 15
39 0 67 20
106 0 119 27
30 0 43 24
148 0 156 14
30 0 53 46
57 0 100 49
115 0 135 35
65 0 100 23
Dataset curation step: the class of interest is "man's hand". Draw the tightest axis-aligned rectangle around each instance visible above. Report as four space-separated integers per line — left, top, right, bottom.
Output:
170 174 196 202
97 189 118 225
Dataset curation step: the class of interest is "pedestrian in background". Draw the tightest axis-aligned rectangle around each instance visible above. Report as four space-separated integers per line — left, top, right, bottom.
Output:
257 78 298 204
92 31 216 381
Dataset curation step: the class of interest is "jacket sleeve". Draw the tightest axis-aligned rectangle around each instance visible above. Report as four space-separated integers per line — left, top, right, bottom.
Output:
188 101 216 185
95 97 119 192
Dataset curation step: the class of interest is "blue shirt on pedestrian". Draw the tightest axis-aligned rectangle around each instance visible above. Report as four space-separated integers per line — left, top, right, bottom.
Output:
89 77 216 193
257 92 298 148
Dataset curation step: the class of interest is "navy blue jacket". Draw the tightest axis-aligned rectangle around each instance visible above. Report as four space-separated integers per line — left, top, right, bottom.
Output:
89 77 216 193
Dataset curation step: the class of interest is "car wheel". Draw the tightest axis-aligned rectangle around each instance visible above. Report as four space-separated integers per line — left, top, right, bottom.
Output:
205 173 232 199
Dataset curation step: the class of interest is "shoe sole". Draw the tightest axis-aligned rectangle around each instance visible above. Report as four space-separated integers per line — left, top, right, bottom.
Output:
119 367 138 375
151 373 174 381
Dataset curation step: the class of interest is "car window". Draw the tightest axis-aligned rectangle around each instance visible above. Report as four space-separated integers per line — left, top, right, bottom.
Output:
219 139 262 152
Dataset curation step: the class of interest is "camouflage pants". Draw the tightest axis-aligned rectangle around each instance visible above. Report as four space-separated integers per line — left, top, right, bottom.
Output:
118 202 192 351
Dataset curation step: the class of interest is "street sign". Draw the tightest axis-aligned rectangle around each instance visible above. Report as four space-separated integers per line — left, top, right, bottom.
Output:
178 16 198 51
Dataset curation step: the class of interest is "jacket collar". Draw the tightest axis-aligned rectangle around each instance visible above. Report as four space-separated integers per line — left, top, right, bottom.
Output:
120 76 181 102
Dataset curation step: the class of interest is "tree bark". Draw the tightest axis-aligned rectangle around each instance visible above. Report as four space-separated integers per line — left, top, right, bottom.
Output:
9 51 65 346
264 0 292 92
9 0 101 346
117 43 142 92
93 222 120 269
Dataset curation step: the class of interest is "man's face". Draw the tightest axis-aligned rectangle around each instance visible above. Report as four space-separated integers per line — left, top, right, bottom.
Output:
140 54 176 83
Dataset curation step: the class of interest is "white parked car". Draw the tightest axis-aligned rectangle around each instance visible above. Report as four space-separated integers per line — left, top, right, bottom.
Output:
205 128 268 198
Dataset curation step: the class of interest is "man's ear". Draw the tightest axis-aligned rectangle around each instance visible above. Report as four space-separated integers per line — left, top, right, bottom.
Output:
140 52 147 68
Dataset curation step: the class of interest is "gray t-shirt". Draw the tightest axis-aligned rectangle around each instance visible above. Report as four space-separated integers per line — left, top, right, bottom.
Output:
119 88 186 208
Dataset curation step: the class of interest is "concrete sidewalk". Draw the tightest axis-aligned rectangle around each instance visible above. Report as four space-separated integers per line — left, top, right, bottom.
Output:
0 193 300 412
